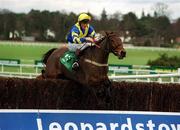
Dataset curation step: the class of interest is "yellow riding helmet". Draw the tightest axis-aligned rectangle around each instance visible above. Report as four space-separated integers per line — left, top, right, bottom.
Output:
78 13 91 22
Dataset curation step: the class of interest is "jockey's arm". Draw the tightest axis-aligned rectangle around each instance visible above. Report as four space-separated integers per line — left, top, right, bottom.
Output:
88 26 96 38
85 37 94 43
72 32 86 44
86 26 96 43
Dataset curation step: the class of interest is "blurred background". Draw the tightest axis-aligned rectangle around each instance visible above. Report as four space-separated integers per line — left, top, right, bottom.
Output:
0 0 180 45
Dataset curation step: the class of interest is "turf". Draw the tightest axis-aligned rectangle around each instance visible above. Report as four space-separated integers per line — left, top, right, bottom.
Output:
0 42 58 64
109 47 180 65
0 41 180 65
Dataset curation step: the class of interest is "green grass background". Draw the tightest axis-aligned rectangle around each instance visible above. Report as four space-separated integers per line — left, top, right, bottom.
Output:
109 48 180 65
0 41 180 65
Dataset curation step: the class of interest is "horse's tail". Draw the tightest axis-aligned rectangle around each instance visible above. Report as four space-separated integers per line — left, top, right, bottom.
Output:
42 48 57 64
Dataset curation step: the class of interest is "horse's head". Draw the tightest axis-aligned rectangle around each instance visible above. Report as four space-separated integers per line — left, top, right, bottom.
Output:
102 32 126 59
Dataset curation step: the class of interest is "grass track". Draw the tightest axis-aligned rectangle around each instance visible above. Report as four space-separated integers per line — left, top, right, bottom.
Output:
0 41 180 65
109 47 180 65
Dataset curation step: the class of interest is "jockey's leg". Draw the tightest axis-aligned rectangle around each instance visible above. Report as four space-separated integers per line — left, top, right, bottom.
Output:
76 43 93 56
68 43 81 70
68 42 92 54
79 42 92 51
68 43 78 51
68 43 92 70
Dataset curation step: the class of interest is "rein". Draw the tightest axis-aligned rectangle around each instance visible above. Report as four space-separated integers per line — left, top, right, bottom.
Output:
96 34 123 56
94 36 110 53
84 35 110 67
84 33 122 67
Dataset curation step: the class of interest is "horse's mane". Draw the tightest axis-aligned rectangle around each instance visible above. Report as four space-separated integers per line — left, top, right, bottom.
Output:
105 31 119 38
42 48 57 64
105 31 121 45
95 31 120 45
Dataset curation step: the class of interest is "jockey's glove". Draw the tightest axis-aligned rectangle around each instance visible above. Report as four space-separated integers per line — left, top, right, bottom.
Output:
85 37 94 43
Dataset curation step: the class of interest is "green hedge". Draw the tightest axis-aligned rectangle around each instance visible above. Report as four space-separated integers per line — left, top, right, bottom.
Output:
148 53 180 68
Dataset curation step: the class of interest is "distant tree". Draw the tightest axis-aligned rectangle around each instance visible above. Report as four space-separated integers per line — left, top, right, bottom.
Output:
152 2 169 17
3 12 16 39
15 13 26 38
138 14 155 37
101 8 108 21
122 12 138 37
172 18 180 37
110 11 122 21
153 16 172 46
141 10 145 18
100 9 108 30
0 8 178 45
0 14 4 38
25 10 42 39
153 11 158 18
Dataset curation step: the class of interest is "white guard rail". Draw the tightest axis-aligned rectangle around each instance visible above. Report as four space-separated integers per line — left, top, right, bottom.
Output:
0 72 38 79
0 63 180 83
109 72 180 83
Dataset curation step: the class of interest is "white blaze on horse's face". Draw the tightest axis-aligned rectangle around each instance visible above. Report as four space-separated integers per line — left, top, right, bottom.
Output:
110 35 126 59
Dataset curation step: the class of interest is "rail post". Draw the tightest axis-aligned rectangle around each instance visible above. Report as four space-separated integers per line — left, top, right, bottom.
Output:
178 68 180 83
1 64 4 73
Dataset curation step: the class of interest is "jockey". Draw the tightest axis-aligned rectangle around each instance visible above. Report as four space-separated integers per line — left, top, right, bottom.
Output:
66 13 96 70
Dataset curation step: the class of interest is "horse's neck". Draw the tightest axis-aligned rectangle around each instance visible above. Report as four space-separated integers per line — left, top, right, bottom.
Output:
85 44 109 64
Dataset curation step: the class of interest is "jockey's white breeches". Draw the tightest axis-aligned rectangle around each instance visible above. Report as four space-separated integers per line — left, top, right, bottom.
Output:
68 42 94 52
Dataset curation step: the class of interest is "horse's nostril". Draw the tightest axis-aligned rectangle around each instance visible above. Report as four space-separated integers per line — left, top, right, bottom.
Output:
121 51 126 57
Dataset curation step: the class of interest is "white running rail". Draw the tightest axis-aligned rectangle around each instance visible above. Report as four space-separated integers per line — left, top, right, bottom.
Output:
0 63 43 78
0 63 180 83
109 73 180 83
109 69 180 83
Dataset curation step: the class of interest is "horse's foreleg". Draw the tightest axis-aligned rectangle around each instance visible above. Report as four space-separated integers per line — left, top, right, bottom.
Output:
104 79 113 109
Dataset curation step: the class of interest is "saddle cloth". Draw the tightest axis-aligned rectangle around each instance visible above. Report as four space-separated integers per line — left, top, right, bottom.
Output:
60 51 78 71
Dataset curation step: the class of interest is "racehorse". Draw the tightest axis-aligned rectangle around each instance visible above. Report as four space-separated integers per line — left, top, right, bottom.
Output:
39 32 126 86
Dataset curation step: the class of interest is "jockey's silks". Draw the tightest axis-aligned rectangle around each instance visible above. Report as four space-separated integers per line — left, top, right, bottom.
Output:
66 22 95 44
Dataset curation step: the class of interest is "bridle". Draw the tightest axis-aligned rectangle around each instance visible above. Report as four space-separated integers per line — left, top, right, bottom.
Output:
85 33 124 67
95 34 123 55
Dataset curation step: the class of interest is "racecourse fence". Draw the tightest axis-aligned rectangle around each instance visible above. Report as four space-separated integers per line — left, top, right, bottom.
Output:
0 63 180 83
0 77 180 111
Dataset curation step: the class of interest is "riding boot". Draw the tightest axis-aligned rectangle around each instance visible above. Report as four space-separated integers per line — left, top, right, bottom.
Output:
72 61 79 70
72 49 81 70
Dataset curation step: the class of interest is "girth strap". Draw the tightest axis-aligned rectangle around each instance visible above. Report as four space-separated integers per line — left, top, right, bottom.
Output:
84 59 108 67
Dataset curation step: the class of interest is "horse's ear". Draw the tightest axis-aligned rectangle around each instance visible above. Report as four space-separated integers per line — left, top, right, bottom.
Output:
99 31 106 36
105 31 114 36
105 31 110 36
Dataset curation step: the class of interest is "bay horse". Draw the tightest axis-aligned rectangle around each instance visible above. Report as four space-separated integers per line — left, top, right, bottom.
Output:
40 32 126 86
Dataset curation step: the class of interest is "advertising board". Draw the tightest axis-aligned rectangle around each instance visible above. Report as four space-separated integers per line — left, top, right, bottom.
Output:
0 59 20 65
0 110 180 130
